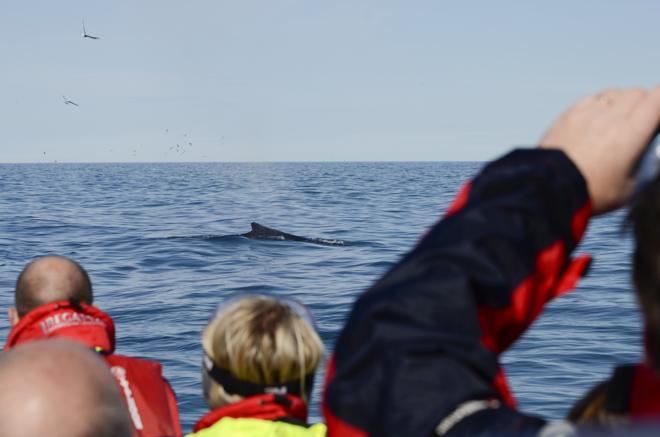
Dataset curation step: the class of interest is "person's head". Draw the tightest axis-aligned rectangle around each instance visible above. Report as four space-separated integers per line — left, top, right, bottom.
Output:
201 295 324 408
567 379 628 428
568 174 660 427
630 175 660 369
568 176 660 429
10 255 93 325
0 338 132 437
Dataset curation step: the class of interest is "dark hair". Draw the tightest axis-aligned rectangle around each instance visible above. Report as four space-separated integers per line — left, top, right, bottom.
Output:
629 175 660 368
15 256 93 317
568 379 630 427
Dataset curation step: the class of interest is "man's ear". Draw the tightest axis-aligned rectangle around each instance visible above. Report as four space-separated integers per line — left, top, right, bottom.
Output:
8 308 19 327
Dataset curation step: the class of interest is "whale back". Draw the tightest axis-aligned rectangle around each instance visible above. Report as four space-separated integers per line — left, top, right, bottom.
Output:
241 222 343 246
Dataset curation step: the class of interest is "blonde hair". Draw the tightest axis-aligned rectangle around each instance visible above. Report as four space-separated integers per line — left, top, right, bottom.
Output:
202 295 324 407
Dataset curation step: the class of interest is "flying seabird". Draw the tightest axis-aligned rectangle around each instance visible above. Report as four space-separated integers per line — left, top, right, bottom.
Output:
82 20 100 40
62 96 80 107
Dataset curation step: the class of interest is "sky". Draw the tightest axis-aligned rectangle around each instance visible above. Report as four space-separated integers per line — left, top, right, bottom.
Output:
2 1 660 163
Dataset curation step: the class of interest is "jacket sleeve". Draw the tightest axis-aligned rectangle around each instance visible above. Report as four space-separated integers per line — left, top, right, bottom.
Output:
323 149 593 437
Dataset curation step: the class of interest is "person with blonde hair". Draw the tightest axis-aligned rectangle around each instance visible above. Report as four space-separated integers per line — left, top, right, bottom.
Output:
188 295 326 436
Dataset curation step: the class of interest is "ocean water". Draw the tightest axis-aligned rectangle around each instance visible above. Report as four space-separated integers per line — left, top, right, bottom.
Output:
0 161 641 430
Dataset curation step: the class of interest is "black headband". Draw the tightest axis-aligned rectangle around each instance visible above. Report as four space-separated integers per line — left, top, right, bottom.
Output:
203 352 315 399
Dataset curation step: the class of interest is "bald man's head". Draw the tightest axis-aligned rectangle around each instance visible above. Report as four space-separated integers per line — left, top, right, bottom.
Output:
15 255 93 317
0 339 132 437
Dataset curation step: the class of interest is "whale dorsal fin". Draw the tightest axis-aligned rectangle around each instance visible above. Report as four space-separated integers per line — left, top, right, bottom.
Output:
251 222 270 233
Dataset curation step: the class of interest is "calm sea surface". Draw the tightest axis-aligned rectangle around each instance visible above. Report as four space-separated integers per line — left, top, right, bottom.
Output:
0 161 640 430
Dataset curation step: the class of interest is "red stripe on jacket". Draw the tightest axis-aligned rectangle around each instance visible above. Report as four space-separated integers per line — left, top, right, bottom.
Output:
323 356 369 437
477 203 592 404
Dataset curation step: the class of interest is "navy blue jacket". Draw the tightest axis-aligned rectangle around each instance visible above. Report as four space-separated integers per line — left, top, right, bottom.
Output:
323 149 593 436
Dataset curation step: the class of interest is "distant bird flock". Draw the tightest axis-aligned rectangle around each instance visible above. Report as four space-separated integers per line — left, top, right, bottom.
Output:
59 19 202 161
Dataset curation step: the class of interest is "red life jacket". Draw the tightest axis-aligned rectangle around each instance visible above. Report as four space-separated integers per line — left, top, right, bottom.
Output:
604 363 660 419
193 393 309 432
5 300 182 437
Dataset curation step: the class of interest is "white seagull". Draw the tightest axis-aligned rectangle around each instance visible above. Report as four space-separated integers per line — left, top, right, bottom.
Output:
82 20 100 40
62 96 80 107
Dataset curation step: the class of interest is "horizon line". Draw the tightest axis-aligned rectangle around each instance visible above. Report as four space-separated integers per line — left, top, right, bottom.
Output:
0 159 487 165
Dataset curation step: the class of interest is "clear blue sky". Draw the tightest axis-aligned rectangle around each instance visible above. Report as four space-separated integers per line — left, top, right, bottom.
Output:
2 1 660 162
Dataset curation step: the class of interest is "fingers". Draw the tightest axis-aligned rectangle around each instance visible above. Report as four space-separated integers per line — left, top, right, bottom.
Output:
574 88 620 110
577 88 645 117
629 86 660 139
592 88 620 106
538 86 660 215
575 87 644 110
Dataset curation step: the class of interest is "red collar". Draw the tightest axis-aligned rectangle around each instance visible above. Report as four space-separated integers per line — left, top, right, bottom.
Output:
631 363 660 417
193 393 308 432
5 300 115 353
